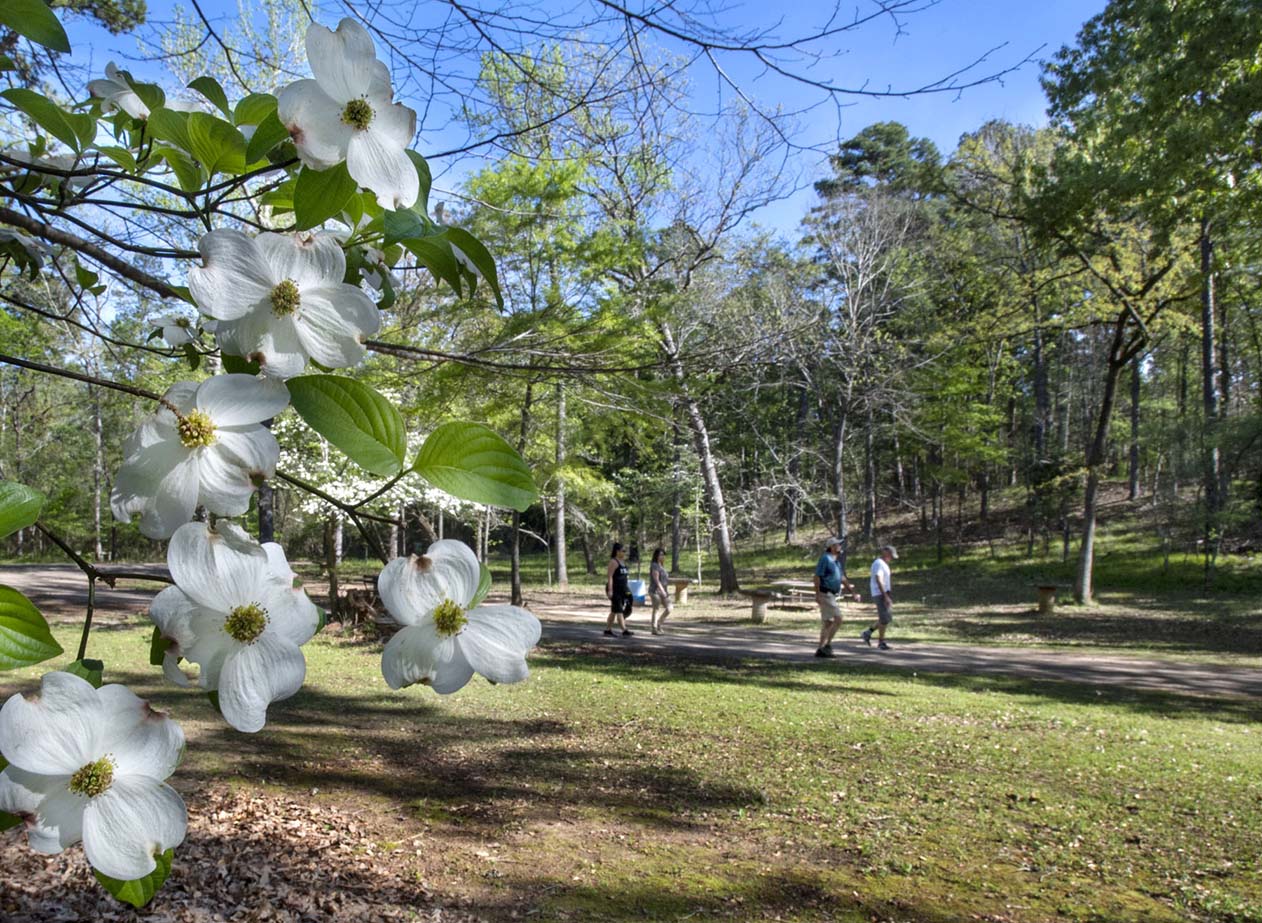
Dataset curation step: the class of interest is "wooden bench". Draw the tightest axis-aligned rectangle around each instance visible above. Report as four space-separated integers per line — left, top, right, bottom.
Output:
739 588 789 624
1032 584 1070 614
668 577 692 605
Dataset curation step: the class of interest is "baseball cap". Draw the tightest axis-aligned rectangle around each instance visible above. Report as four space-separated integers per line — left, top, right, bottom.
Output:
880 544 899 559
824 537 844 550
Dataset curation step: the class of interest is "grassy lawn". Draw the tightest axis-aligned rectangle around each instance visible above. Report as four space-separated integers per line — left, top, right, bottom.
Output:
3 617 1260 922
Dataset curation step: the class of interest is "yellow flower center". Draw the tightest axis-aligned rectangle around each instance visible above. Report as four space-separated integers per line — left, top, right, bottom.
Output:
432 599 467 637
177 409 216 448
69 757 115 798
270 278 301 317
341 98 374 130
225 603 268 643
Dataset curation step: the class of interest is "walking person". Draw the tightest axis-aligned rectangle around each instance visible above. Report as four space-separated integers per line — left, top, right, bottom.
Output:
604 542 634 637
813 537 846 657
648 547 672 635
862 545 898 650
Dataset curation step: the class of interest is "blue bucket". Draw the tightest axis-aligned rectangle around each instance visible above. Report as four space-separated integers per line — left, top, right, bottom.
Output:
627 579 647 604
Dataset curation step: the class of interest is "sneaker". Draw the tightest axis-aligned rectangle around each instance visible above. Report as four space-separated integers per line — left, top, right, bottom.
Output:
822 643 833 654
814 647 835 658
603 629 615 636
861 629 872 647
877 641 890 651
621 630 633 637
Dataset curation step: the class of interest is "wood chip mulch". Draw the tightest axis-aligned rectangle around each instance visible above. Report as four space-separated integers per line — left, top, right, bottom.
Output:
1 785 490 922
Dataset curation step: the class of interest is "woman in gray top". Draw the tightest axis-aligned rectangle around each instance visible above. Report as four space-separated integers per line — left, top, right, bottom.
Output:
649 547 672 635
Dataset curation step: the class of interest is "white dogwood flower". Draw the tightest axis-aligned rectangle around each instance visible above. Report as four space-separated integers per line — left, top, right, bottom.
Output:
88 62 149 120
150 521 320 733
110 375 289 539
0 671 187 881
154 312 197 347
378 540 541 693
188 229 379 379
277 18 419 209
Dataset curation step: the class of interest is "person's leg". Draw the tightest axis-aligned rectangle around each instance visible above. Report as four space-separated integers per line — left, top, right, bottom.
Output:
605 606 617 634
620 596 633 635
650 595 660 632
822 616 841 646
659 597 672 630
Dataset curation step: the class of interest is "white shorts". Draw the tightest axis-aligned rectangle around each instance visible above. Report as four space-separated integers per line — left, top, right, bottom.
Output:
816 591 841 622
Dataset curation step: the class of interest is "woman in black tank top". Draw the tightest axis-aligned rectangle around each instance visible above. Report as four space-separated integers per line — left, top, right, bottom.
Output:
604 542 633 637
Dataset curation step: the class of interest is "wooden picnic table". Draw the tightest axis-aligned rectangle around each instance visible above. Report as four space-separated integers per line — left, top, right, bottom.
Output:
667 577 692 604
770 579 861 603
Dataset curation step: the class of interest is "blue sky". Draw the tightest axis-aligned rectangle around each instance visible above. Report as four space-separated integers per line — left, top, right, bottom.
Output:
57 0 1106 233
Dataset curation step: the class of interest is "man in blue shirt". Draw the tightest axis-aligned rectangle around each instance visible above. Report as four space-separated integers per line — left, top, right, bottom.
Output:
813 537 847 657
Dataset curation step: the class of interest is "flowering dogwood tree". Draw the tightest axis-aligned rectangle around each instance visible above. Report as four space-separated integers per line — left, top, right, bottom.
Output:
0 5 539 906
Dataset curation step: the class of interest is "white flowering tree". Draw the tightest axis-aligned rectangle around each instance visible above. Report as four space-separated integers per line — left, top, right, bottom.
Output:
0 7 542 906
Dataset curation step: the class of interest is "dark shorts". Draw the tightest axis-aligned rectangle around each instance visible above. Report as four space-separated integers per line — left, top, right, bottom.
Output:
611 593 632 617
875 596 892 626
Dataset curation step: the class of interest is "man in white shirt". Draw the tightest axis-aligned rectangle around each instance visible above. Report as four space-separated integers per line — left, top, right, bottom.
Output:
861 545 898 650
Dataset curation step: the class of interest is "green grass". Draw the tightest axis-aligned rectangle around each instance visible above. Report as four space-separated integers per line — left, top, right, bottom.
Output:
3 616 1260 922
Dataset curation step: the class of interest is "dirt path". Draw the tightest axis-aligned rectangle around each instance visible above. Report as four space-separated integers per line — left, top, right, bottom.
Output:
7 564 1260 700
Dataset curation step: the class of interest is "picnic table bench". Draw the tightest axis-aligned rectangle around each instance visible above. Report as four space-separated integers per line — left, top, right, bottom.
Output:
769 579 862 603
1031 583 1070 614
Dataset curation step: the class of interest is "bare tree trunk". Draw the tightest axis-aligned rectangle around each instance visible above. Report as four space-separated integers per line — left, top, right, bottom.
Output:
511 384 534 607
660 324 739 594
833 414 849 540
1200 219 1221 585
581 530 595 575
92 384 103 561
1128 355 1141 501
1076 313 1138 604
862 406 876 540
670 413 683 570
554 381 568 589
785 386 808 542
892 426 905 503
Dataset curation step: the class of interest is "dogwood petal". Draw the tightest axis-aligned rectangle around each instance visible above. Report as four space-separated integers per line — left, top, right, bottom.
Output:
196 446 261 517
461 605 542 685
257 232 347 289
214 427 279 480
111 430 200 540
195 374 289 426
306 19 392 102
189 230 274 320
217 634 307 732
378 542 480 625
0 672 105 774
0 765 81 853
1 771 85 855
82 776 186 880
109 704 184 781
259 582 319 648
253 315 309 380
277 80 352 170
167 520 270 612
159 380 200 417
149 586 201 647
371 98 417 149
347 128 418 209
293 286 377 368
381 621 473 692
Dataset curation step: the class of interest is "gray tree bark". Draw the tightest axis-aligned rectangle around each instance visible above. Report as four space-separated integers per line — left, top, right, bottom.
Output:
554 381 568 589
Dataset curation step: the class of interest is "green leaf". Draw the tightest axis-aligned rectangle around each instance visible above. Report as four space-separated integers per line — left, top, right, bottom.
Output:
154 145 203 193
94 848 174 908
469 563 492 609
94 145 137 172
0 585 63 670
149 626 171 666
0 480 44 539
0 756 18 831
403 234 463 295
1 89 93 153
0 54 16 71
443 227 504 308
0 0 70 53
185 112 246 176
245 111 289 164
286 375 406 477
233 92 277 126
412 422 537 512
405 150 432 220
220 353 261 375
65 658 104 688
146 108 191 151
383 207 427 246
293 163 357 230
131 81 165 114
188 76 230 117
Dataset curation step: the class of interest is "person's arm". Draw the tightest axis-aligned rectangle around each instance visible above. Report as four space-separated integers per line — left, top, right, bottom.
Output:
879 570 893 603
606 560 616 598
812 561 822 593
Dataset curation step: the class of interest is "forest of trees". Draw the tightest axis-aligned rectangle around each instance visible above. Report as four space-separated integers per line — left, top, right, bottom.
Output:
2 0 1259 607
